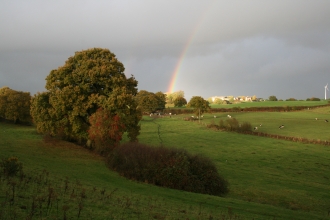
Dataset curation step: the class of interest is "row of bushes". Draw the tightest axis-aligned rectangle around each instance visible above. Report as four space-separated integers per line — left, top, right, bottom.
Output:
106 142 229 196
205 119 330 146
246 131 330 146
163 104 329 115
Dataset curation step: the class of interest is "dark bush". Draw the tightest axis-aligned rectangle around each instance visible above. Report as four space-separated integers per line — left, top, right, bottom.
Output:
209 118 251 132
1 157 23 177
106 143 229 196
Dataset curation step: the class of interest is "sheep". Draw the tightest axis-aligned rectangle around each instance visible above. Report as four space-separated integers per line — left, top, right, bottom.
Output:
279 125 284 129
227 115 232 118
260 124 262 126
150 113 153 117
214 115 217 118
325 119 329 122
254 127 258 130
315 118 318 120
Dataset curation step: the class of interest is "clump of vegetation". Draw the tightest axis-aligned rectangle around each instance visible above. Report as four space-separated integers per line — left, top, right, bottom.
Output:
268 95 278 101
286 98 297 101
306 97 321 101
107 142 229 196
0 87 31 124
173 96 187 107
208 118 252 133
1 157 23 177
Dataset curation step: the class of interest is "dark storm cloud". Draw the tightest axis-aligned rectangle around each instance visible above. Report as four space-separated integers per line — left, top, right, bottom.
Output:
1 0 329 100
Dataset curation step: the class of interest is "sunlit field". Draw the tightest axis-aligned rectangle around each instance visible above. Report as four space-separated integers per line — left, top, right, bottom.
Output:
209 100 328 109
1 105 330 219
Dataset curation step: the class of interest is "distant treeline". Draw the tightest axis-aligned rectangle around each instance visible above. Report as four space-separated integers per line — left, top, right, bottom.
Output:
163 104 330 115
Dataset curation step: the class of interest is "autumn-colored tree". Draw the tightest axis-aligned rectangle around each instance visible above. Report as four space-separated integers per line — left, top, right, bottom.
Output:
136 90 166 113
88 108 125 154
30 48 141 146
173 96 187 107
0 87 31 123
187 96 210 116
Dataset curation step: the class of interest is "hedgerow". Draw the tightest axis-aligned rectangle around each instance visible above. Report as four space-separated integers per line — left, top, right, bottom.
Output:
106 142 229 196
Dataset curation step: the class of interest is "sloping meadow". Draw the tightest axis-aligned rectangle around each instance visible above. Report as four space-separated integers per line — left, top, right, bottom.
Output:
1 105 330 219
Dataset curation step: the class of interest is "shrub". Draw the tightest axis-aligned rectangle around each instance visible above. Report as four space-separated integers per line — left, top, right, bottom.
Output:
106 143 229 196
306 97 321 101
1 157 23 177
269 95 278 101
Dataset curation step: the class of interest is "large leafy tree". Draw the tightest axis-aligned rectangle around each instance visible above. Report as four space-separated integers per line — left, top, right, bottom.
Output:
30 48 141 146
136 90 166 113
0 87 31 123
187 96 210 116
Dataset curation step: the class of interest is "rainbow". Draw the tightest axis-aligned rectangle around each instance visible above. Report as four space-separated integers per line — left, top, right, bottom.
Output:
167 1 216 94
167 33 195 93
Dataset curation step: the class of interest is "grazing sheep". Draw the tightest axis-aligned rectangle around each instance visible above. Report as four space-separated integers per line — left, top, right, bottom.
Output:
227 115 232 118
150 113 153 117
254 127 258 130
260 124 262 126
325 119 329 122
191 116 194 118
214 115 217 118
279 125 284 129
315 118 318 120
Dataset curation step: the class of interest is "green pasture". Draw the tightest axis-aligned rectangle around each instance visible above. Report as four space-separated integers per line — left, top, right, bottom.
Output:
198 106 330 141
1 105 330 219
209 100 329 109
167 100 329 109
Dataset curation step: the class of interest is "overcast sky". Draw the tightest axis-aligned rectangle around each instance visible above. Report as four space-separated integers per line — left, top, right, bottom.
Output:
1 0 330 100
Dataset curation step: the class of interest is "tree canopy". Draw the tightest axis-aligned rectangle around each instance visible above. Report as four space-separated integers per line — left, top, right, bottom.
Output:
0 87 31 123
135 90 166 114
166 90 184 104
173 96 187 107
30 48 141 148
187 96 210 116
269 95 278 101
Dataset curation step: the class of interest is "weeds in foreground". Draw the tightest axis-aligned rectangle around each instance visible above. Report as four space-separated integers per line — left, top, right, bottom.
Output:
0 158 239 219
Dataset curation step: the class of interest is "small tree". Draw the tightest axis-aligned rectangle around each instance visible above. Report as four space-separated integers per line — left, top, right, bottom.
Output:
187 96 210 116
88 108 125 154
173 96 187 107
0 87 31 123
136 90 166 113
269 95 278 101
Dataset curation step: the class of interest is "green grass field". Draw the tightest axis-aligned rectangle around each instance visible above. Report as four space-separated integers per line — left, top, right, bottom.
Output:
1 105 330 219
209 100 329 109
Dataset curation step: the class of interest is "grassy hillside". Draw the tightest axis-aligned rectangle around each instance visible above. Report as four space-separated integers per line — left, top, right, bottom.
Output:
1 106 330 219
